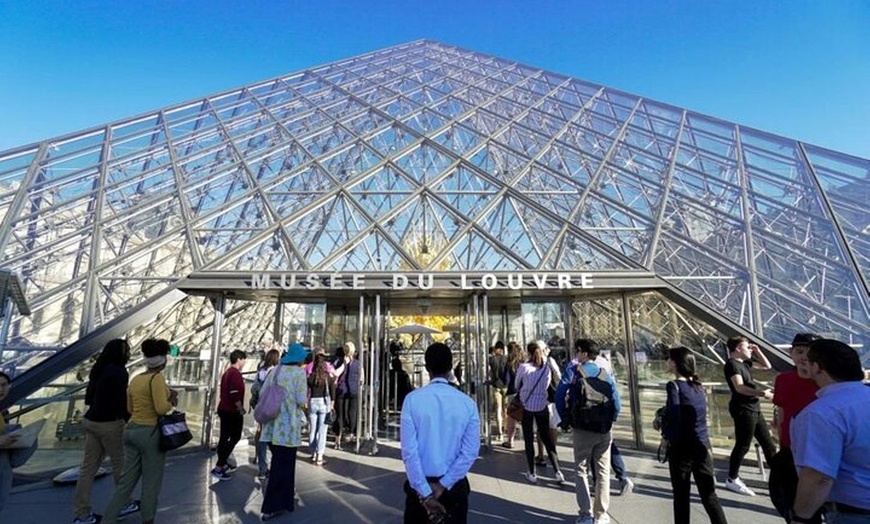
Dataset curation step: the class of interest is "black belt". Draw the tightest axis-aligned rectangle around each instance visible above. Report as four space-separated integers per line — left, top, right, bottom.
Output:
826 502 870 515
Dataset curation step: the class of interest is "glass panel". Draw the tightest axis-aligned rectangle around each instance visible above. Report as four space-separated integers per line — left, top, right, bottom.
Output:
571 296 632 443
626 291 777 453
521 301 569 363
281 302 326 349
324 305 360 351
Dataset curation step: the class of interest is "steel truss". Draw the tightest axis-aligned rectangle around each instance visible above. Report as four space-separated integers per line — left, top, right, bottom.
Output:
0 39 867 379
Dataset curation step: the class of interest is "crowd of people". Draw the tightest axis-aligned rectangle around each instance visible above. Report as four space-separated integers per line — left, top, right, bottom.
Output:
1 331 868 524
415 334 869 524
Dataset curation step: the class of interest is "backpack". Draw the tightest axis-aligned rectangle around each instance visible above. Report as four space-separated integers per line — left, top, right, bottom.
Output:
567 364 615 433
253 366 285 424
250 370 266 409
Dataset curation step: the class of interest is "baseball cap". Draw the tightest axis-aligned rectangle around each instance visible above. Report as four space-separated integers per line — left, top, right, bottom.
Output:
791 333 821 347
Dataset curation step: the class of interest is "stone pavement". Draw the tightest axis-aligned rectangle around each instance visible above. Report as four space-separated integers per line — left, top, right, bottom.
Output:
5 436 783 523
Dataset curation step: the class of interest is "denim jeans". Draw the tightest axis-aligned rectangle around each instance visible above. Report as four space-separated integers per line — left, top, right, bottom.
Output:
308 397 330 456
256 438 270 475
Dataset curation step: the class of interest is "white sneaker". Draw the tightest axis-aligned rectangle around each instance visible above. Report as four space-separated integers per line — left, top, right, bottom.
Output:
555 471 566 485
595 516 611 524
725 477 755 496
521 471 538 484
619 477 634 495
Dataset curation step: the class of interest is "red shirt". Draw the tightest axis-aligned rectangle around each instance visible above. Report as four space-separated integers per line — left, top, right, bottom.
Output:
218 366 245 412
772 370 818 449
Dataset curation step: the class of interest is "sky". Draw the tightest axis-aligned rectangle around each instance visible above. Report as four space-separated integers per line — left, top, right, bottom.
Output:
0 0 868 159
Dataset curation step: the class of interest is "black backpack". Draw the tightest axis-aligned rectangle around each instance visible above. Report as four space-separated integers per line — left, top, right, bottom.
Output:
567 364 616 433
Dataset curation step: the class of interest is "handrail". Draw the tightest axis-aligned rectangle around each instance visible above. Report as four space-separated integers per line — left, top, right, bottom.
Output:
2 287 187 408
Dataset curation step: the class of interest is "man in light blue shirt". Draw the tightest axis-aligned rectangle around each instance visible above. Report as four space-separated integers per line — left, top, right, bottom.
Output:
401 343 480 523
790 339 870 524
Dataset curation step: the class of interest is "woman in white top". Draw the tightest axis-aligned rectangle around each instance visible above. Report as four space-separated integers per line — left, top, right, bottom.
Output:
515 341 565 485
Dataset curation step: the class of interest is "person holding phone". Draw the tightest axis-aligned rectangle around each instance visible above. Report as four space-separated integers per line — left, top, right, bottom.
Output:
723 336 777 496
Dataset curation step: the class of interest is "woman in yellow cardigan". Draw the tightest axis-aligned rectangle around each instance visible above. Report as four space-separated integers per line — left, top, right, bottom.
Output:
101 339 177 524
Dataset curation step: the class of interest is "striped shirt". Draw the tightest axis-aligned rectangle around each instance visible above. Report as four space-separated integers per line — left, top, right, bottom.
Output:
515 362 551 412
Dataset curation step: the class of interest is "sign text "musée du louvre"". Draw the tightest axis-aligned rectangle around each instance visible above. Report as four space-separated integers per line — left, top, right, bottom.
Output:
248 273 594 290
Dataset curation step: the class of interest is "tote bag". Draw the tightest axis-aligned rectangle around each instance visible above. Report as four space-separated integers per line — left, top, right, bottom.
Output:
157 411 192 451
506 395 524 421
148 374 192 451
254 366 285 424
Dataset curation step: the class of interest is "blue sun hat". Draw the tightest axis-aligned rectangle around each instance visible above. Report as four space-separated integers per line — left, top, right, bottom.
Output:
281 342 309 365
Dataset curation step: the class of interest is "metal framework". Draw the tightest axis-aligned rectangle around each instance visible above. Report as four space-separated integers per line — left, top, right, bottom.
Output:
0 39 867 380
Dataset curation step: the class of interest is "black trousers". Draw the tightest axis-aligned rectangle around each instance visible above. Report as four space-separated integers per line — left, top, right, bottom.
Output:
262 445 297 514
728 406 777 479
216 410 243 468
403 477 470 524
520 408 561 475
668 440 728 524
338 394 359 435
769 448 823 524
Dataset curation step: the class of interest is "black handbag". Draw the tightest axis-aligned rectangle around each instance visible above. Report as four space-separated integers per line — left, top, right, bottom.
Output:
156 411 193 451
148 374 192 451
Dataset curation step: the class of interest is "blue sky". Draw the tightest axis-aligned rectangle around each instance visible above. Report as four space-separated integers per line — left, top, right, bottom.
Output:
1 0 868 158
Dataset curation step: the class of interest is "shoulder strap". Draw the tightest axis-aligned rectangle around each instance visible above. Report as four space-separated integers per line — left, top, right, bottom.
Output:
148 373 158 408
148 373 161 436
576 363 589 379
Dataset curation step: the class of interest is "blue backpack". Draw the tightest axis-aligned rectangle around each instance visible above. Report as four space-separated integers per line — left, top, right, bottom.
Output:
567 364 616 433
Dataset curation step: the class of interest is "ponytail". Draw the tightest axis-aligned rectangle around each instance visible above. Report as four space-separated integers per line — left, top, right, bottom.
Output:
668 346 703 388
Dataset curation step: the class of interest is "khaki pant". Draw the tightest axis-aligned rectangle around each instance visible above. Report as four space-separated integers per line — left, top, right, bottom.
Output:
572 430 612 521
491 386 507 436
73 419 126 518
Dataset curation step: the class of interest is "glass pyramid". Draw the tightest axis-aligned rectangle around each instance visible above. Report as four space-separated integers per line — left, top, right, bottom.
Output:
0 39 867 369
